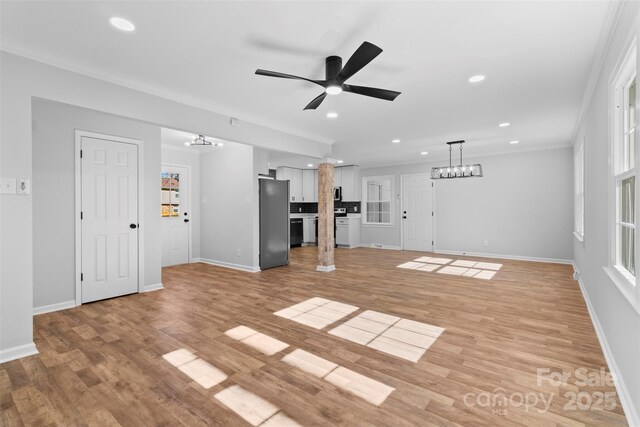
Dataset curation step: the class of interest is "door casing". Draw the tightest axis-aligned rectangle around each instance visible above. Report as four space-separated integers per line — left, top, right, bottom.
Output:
74 130 145 306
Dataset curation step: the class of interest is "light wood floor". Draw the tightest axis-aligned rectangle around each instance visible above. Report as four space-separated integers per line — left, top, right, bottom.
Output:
0 247 627 426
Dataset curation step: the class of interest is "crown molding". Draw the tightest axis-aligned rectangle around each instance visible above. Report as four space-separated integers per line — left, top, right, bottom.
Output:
570 0 625 145
0 42 334 146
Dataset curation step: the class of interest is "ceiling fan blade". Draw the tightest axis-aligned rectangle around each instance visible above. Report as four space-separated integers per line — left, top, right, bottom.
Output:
303 92 328 110
255 69 326 87
336 41 383 83
343 84 401 101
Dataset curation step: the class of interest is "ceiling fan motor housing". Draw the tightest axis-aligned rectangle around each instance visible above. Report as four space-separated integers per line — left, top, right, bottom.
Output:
325 56 342 83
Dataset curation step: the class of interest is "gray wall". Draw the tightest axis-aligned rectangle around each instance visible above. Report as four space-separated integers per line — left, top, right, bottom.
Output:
0 52 328 359
360 147 574 261
32 99 162 309
199 142 257 270
572 1 640 423
161 144 201 261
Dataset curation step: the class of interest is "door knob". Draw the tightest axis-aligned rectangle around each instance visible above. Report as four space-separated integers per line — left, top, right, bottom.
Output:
129 223 138 229
184 219 190 223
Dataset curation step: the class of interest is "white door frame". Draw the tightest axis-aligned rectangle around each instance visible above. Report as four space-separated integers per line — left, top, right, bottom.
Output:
74 130 145 306
400 173 435 252
161 162 192 264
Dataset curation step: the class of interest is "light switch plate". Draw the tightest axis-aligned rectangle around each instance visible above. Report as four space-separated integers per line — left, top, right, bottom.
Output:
17 179 30 195
0 178 17 195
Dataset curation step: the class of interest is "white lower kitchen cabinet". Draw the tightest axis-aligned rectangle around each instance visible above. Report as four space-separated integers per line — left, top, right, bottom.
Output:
303 217 316 243
336 217 360 248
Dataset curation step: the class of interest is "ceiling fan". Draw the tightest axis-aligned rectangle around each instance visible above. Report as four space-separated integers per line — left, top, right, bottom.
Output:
255 41 401 110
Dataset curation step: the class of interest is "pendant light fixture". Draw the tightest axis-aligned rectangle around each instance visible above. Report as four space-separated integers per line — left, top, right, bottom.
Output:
184 134 223 147
430 140 483 179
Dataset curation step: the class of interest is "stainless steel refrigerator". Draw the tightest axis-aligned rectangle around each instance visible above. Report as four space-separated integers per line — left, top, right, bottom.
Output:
259 178 289 270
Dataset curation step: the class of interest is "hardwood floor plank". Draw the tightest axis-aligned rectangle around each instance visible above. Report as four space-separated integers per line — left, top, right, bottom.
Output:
0 247 627 426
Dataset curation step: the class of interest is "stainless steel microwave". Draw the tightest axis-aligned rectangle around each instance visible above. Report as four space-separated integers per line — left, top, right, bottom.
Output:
333 186 342 201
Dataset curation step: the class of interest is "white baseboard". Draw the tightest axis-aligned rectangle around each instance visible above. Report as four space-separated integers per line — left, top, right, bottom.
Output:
434 249 573 265
572 263 639 426
194 258 260 273
33 300 76 316
143 283 164 293
359 243 402 250
316 265 336 272
0 342 38 364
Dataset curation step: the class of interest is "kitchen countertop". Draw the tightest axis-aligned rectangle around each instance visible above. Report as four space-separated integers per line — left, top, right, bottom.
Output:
290 213 362 219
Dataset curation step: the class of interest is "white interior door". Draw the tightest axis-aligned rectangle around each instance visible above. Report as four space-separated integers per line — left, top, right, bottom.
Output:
161 165 190 266
402 174 433 252
81 136 139 303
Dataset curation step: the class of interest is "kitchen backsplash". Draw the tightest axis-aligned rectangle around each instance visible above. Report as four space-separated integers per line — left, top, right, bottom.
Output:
290 201 361 214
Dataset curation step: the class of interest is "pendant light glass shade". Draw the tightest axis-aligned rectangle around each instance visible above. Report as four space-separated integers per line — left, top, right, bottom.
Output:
431 164 483 179
430 140 483 180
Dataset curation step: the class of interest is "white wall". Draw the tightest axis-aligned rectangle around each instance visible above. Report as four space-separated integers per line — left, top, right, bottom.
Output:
161 143 201 260
0 52 330 361
572 2 640 423
32 99 162 310
360 147 574 262
199 142 258 271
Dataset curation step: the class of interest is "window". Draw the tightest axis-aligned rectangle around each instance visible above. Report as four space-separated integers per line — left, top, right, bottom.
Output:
362 176 393 225
611 45 636 282
574 138 585 241
161 172 180 217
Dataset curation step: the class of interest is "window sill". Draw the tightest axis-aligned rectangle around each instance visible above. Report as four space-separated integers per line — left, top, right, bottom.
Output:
573 231 584 243
361 222 395 228
603 266 640 315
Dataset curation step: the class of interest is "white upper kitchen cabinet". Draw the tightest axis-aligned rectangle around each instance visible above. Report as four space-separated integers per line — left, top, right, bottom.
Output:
334 167 342 189
276 166 303 202
290 168 303 202
313 170 318 202
302 169 316 202
338 166 360 201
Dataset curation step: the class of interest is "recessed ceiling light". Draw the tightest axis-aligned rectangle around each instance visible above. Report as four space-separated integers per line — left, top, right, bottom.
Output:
110 17 135 32
420 151 428 156
392 139 401 144
509 140 519 144
307 163 314 167
326 112 338 118
325 85 343 95
336 160 344 164
498 122 510 127
468 75 485 83
183 141 191 146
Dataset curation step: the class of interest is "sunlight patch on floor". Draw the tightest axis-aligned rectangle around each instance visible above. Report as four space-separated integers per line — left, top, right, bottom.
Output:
215 385 301 426
162 349 227 389
282 349 395 406
274 298 359 329
328 310 445 363
225 326 289 355
396 256 502 280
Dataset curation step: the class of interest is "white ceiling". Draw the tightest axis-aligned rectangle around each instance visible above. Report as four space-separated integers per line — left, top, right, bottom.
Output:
2 1 613 167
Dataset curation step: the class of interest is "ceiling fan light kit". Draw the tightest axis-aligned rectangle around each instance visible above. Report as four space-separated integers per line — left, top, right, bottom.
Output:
430 140 483 180
255 41 401 110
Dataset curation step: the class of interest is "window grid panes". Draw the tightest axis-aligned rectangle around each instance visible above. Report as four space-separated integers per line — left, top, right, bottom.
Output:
161 172 180 217
362 176 393 225
615 75 637 278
